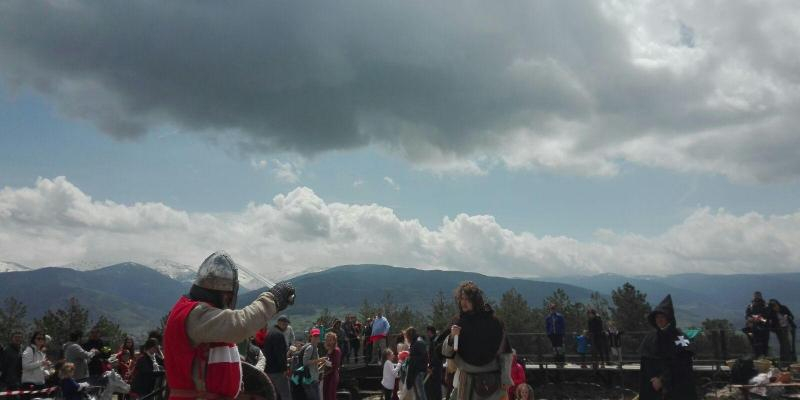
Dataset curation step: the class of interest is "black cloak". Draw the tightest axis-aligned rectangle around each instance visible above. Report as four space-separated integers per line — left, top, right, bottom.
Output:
638 295 697 400
453 307 504 366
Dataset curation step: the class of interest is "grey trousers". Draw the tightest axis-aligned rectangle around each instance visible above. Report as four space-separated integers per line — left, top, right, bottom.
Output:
268 372 293 400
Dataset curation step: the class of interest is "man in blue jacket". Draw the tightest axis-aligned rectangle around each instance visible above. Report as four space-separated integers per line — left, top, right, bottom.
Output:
545 304 566 363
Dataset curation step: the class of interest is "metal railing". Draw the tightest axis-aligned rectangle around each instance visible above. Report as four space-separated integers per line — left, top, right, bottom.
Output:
506 329 797 368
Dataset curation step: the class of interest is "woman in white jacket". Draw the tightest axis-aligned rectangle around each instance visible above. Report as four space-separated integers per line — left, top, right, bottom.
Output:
22 331 51 390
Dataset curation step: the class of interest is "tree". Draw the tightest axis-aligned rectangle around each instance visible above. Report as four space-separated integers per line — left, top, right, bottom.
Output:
496 288 542 355
390 305 427 334
429 290 457 331
695 318 751 358
0 297 29 342
543 288 571 311
359 298 379 324
701 318 735 331
380 292 397 325
496 288 534 333
93 315 126 349
610 283 652 333
33 297 90 346
589 292 611 322
316 307 336 328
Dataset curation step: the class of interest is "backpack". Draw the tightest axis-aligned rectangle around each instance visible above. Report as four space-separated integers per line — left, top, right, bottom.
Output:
290 344 313 386
290 344 311 372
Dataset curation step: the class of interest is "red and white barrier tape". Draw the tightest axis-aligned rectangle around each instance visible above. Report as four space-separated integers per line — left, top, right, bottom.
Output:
0 386 57 397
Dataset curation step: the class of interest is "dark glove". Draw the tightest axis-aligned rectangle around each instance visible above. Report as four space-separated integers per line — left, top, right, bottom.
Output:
268 282 295 312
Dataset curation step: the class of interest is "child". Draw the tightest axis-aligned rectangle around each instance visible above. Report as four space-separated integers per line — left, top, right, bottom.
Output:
396 350 412 400
380 349 400 400
606 322 623 367
59 362 90 400
115 350 133 383
576 331 589 368
514 383 534 400
508 352 526 399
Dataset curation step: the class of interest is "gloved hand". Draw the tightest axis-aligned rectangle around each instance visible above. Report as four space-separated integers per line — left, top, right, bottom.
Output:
268 282 295 311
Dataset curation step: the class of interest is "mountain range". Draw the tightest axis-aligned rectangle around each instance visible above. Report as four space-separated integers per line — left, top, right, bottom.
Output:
1 261 796 336
18 259 264 290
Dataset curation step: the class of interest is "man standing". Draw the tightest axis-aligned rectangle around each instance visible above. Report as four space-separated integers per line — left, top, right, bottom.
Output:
0 332 23 391
424 326 443 400
745 291 770 358
279 316 296 348
638 295 695 400
343 316 357 363
163 251 295 400
83 329 105 380
363 318 374 365
587 309 608 368
545 304 566 364
265 316 292 400
64 331 98 382
370 311 391 365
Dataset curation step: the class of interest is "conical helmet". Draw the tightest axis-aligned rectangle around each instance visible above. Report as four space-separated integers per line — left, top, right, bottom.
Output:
194 251 240 307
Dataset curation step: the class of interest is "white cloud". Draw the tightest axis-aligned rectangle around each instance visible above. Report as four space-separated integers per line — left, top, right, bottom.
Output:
352 179 364 188
1 177 798 279
383 176 400 191
251 158 302 183
1 1 799 182
272 159 302 184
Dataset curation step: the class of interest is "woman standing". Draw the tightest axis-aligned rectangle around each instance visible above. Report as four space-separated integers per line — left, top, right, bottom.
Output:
404 327 428 400
768 299 794 363
322 332 342 400
442 281 512 400
21 331 50 391
606 322 623 366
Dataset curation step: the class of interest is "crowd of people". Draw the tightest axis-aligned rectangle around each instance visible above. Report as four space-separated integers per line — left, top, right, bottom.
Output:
2 250 797 400
252 281 533 400
0 328 166 400
544 304 623 368
542 291 797 370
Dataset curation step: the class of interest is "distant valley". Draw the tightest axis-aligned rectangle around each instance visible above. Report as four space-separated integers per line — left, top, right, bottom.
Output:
1 261 796 336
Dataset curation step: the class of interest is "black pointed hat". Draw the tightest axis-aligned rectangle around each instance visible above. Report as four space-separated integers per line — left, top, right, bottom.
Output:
647 294 676 329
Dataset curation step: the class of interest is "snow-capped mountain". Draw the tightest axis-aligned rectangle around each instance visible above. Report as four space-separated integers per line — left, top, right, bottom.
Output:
149 259 261 290
0 260 30 273
285 265 329 280
7 257 264 291
150 259 197 284
57 260 116 271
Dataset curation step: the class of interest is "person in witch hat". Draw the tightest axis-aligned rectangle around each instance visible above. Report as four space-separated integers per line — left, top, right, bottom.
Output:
637 294 696 400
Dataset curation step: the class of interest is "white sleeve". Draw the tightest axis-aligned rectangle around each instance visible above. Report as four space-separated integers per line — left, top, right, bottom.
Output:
22 347 42 371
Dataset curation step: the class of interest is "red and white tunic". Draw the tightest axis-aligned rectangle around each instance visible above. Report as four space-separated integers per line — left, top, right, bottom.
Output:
164 296 242 400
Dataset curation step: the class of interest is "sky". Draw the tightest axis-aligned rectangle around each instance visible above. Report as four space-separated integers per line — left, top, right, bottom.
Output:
1 0 799 280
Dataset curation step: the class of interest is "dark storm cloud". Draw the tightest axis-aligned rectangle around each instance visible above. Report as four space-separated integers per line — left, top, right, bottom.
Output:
1 0 798 181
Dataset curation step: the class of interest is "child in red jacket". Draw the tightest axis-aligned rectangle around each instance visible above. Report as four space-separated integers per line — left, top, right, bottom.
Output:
508 353 526 399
